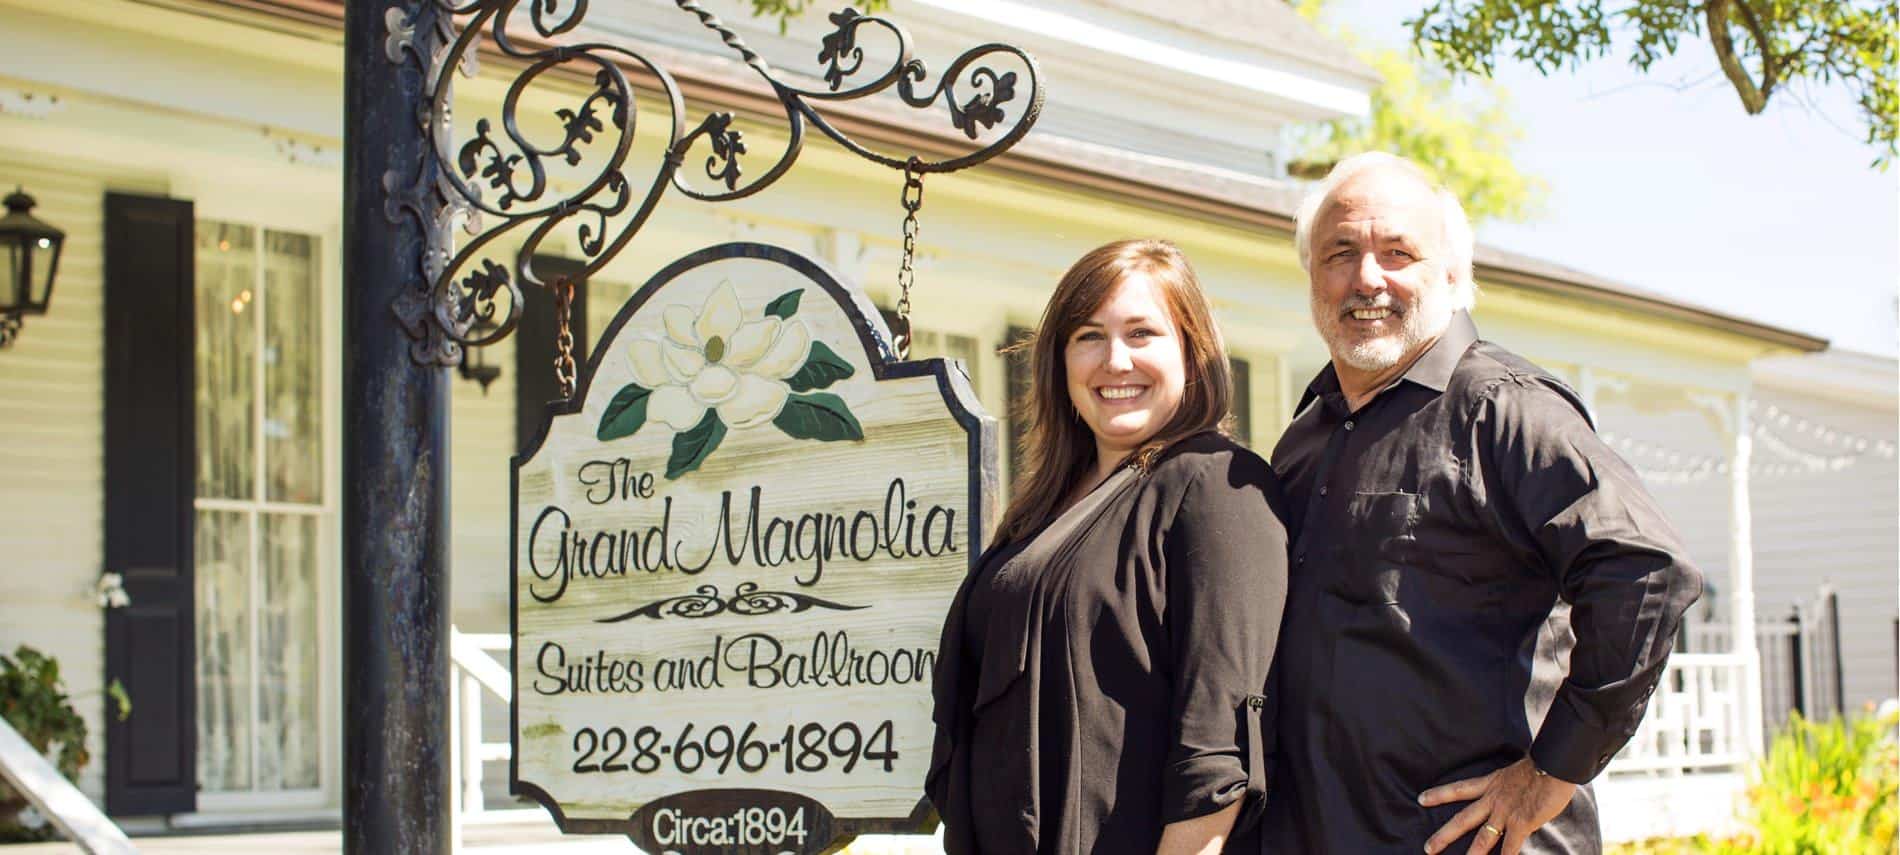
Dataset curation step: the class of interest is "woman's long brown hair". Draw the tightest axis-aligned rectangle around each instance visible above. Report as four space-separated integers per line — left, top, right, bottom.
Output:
994 239 1234 546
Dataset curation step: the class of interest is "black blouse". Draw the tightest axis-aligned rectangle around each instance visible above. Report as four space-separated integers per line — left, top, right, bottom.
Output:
927 433 1291 854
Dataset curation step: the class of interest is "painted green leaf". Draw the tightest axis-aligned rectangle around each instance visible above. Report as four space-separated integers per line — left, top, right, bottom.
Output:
666 409 727 480
763 289 804 320
785 341 855 392
597 383 653 441
773 392 864 442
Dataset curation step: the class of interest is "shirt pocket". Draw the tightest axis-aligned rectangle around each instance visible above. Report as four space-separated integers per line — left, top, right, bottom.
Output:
1335 491 1421 604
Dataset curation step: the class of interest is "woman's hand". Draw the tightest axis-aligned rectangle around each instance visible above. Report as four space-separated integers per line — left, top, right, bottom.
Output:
1155 801 1241 855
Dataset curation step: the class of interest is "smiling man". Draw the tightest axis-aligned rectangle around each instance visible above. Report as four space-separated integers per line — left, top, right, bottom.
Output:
1262 153 1703 855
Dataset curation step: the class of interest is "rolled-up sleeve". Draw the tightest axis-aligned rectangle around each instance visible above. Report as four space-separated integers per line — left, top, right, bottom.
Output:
1158 455 1290 825
1477 376 1704 784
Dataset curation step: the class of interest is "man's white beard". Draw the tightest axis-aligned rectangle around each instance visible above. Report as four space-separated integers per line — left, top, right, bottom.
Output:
1312 289 1453 373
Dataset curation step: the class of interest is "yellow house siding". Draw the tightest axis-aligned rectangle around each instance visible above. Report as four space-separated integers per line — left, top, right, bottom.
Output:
0 155 167 803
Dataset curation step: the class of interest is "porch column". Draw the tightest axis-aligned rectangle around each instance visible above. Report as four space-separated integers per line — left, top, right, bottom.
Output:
342 2 452 852
1728 390 1765 754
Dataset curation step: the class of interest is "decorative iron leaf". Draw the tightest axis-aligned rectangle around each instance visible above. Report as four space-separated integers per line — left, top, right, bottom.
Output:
698 112 747 191
773 392 864 442
785 341 854 392
992 71 1018 106
457 118 497 179
950 69 1018 139
818 8 865 91
597 383 652 441
666 409 727 479
763 288 803 319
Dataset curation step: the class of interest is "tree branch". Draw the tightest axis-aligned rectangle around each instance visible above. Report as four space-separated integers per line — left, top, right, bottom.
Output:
1730 0 1779 100
1706 0 1770 113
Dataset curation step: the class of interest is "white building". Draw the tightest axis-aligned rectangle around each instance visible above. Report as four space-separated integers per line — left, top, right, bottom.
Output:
0 0 1881 846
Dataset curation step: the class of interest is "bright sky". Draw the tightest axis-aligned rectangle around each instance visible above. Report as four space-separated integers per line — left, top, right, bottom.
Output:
1316 1 1900 357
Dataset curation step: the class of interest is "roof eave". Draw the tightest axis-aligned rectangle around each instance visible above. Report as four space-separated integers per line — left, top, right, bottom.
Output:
199 0 1829 355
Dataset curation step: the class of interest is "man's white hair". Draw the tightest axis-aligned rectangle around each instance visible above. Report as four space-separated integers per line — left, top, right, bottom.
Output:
1291 152 1476 311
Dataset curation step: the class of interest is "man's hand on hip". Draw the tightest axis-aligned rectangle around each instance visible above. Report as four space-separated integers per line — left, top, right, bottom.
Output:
1418 757 1577 855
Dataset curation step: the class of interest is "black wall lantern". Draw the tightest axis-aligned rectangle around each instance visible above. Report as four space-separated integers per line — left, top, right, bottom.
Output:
0 187 64 348
457 314 501 393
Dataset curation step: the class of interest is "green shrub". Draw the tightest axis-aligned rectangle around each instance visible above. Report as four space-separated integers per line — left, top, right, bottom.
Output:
1610 708 1897 855
1708 708 1898 855
0 645 129 843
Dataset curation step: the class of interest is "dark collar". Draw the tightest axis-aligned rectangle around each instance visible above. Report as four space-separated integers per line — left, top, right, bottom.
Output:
1297 310 1481 413
1400 309 1479 393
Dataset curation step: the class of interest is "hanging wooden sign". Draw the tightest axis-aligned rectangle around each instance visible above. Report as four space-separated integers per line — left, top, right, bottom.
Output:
511 242 995 852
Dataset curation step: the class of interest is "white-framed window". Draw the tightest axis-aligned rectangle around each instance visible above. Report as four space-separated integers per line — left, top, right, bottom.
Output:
192 220 325 798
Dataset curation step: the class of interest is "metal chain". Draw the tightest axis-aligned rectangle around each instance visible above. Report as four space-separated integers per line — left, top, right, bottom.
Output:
554 278 577 399
893 157 925 360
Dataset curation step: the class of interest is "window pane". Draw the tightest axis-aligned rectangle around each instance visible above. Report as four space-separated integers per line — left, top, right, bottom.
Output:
196 509 253 792
263 230 323 505
257 514 321 790
196 222 257 500
940 333 981 394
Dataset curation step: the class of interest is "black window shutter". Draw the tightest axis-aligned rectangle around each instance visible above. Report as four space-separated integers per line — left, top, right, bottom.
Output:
1001 325 1034 490
1228 356 1251 446
515 256 589 452
103 192 198 816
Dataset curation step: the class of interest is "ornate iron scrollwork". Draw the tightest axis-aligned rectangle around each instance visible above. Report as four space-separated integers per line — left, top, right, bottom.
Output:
388 0 1044 366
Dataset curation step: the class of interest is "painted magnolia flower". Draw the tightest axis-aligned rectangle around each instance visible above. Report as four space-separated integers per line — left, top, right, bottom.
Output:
626 282 811 430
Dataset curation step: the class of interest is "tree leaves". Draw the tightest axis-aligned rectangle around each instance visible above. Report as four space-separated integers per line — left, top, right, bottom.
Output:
785 341 855 392
763 288 803 320
597 383 652 441
747 0 889 33
666 410 727 480
1285 5 1547 225
1400 0 1898 168
773 392 864 442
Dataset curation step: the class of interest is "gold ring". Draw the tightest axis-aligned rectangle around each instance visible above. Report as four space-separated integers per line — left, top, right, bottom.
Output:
1481 823 1503 837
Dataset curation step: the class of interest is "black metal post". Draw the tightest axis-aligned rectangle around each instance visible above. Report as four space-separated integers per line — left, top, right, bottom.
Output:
343 2 452 852
1788 608 1807 718
1825 591 1845 716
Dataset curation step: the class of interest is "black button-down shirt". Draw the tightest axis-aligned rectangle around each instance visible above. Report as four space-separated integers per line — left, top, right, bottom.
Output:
1263 312 1702 854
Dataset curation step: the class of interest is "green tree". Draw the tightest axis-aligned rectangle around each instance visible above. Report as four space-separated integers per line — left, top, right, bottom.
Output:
749 0 887 30
1291 2 1547 225
1408 0 1899 167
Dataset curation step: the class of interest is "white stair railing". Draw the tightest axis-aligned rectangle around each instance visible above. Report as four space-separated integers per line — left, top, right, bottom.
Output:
449 626 537 844
0 713 136 853
1607 653 1749 775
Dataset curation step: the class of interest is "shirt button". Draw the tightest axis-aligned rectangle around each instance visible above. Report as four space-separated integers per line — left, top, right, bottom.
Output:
1343 420 1356 431
1296 552 1306 565
1319 485 1329 497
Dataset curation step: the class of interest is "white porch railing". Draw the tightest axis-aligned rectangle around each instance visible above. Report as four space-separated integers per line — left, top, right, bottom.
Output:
448 627 540 847
1607 652 1749 774
0 711 137 853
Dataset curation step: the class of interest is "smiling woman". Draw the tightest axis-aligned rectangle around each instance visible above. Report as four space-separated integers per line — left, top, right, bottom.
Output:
928 240 1291 855
996 239 1236 544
